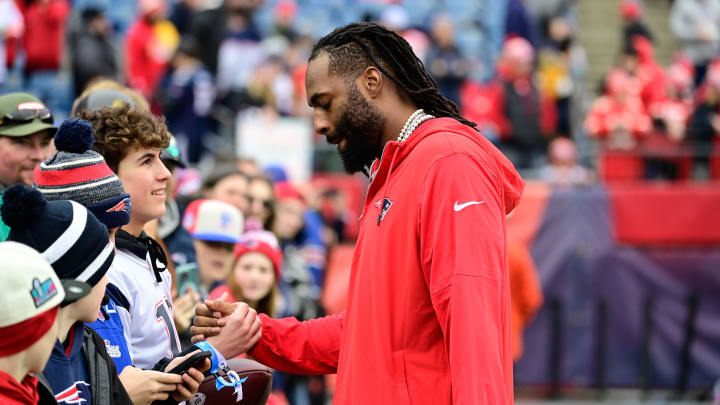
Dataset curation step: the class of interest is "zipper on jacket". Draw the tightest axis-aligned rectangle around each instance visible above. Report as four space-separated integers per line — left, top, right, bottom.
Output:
359 141 394 221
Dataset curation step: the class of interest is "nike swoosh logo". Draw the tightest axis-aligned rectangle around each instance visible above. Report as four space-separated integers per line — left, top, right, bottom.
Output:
454 200 487 212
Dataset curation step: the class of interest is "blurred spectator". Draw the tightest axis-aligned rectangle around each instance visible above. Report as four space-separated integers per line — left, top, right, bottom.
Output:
125 0 179 100
539 137 590 185
181 198 244 298
620 0 654 51
71 78 150 114
214 0 264 97
21 0 71 117
506 0 539 47
170 0 207 35
644 61 694 179
670 0 720 86
208 225 290 405
0 0 23 89
209 227 283 317
271 0 298 41
247 55 295 115
69 7 118 96
247 174 275 229
272 181 325 318
507 241 543 362
0 92 57 241
159 135 198 268
425 14 469 105
189 0 263 76
157 37 215 164
585 69 651 150
650 61 694 142
537 17 575 137
687 61 720 179
201 166 250 215
498 37 549 169
631 36 667 110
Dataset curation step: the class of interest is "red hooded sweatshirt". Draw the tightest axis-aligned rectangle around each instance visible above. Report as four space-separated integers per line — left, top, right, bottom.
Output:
250 117 524 404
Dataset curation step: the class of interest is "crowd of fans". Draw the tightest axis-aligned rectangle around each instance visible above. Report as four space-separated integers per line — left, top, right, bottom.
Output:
0 0 720 403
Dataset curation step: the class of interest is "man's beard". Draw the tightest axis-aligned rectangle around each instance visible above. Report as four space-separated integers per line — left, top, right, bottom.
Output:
332 83 386 174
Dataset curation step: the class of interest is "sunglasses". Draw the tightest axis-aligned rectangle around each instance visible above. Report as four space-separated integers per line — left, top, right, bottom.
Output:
245 195 273 210
1 106 53 126
201 240 235 252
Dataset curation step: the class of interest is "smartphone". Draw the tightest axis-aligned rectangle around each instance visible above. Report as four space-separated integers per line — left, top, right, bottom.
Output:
167 351 212 375
175 263 200 296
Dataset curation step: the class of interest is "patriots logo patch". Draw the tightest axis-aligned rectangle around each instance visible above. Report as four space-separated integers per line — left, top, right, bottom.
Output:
375 197 393 225
107 197 130 214
220 212 233 229
55 381 90 404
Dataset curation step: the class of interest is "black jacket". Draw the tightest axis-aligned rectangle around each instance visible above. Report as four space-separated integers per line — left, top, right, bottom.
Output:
36 326 132 405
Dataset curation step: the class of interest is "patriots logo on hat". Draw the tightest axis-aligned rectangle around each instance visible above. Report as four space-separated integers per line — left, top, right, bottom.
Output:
220 212 233 229
106 197 130 214
30 277 58 308
55 381 90 404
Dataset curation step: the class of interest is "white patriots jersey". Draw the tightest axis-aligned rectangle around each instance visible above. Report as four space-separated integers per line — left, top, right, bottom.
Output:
107 248 181 369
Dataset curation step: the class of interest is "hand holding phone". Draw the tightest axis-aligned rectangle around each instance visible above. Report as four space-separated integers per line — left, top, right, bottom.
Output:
166 350 212 375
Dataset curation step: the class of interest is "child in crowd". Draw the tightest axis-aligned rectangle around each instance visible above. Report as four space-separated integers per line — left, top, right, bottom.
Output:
180 198 244 298
33 118 202 405
0 241 65 405
77 103 208 399
1 185 133 404
209 227 283 317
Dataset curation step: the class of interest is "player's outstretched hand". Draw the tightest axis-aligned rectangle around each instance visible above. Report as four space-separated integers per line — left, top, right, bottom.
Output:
164 350 212 402
205 303 263 359
118 366 182 405
190 292 239 343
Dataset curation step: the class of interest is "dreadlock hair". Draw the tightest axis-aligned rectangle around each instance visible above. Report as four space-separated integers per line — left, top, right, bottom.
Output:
310 22 476 129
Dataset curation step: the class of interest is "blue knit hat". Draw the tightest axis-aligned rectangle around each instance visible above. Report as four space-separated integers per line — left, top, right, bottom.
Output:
33 119 131 229
1 185 114 288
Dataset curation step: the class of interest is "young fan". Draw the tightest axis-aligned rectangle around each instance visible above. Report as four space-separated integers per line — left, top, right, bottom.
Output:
180 198 244 298
33 118 201 405
209 227 283 317
0 241 65 405
77 103 208 401
1 185 132 404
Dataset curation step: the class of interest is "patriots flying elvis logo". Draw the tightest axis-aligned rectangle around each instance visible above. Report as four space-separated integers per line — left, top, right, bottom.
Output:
106 197 130 214
375 197 393 225
55 381 90 404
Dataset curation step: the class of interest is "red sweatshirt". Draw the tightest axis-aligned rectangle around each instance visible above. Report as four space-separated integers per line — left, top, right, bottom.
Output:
250 117 524 404
22 0 69 72
0 370 39 405
125 17 167 98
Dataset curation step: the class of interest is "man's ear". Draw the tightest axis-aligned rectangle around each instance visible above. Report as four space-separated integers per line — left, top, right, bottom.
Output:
362 66 383 98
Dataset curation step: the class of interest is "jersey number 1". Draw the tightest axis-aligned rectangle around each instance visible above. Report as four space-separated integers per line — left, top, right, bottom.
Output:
155 300 181 355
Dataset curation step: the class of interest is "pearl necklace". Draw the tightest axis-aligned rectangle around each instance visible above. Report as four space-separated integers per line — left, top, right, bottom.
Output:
397 109 434 142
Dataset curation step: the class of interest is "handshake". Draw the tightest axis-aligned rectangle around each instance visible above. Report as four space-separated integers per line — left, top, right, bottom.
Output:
190 292 263 359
